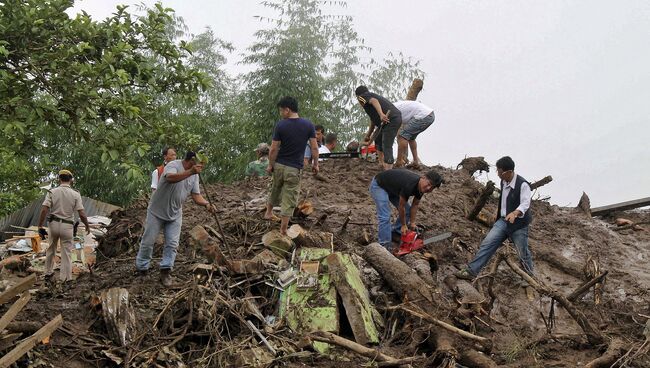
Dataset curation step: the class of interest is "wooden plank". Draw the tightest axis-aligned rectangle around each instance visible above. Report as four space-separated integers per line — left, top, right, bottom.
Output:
0 314 63 368
591 197 650 217
326 253 380 345
0 274 36 305
0 292 31 331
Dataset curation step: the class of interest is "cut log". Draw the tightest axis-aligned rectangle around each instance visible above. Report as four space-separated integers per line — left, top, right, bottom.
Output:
0 292 31 332
0 274 36 305
101 288 136 347
293 200 314 218
458 349 498 368
530 175 553 190
4 321 41 334
287 224 333 249
504 255 605 346
189 225 227 266
262 230 293 257
584 338 626 368
591 197 650 217
326 253 379 345
0 314 63 368
467 181 496 221
576 192 591 215
0 255 31 273
406 78 424 101
402 253 436 287
613 219 650 232
457 157 490 176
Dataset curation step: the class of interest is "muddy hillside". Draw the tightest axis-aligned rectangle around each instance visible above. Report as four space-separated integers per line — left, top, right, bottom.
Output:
2 157 649 367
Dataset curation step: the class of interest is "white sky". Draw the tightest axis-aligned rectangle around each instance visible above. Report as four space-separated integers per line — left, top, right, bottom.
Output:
71 0 650 207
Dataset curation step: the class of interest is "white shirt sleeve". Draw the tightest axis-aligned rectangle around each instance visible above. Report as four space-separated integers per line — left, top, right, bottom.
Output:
516 182 532 217
151 169 158 190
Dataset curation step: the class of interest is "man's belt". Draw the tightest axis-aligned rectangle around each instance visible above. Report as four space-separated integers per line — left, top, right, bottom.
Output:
49 215 74 225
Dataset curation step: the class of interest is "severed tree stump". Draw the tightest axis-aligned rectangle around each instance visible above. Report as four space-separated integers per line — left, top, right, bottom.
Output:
287 224 333 249
406 78 424 101
467 181 495 221
457 157 490 176
101 288 136 347
262 230 293 257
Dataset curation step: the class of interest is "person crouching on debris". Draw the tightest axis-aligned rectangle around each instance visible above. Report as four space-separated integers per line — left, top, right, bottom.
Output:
151 147 177 191
455 156 534 280
245 143 270 177
393 100 435 168
264 96 319 235
38 169 91 284
369 169 443 252
136 151 215 287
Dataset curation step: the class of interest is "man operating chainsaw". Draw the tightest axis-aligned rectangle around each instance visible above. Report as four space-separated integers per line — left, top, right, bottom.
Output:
369 168 443 253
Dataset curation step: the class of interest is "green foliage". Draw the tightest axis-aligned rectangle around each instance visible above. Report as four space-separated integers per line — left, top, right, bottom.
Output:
0 0 207 212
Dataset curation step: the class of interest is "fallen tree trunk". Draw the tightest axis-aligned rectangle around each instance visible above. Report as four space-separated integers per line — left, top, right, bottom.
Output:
401 253 436 287
584 338 626 368
287 224 333 249
504 255 605 346
4 321 42 334
467 181 495 221
530 175 553 190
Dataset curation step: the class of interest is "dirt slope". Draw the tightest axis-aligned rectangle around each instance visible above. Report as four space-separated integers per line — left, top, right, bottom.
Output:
3 158 650 367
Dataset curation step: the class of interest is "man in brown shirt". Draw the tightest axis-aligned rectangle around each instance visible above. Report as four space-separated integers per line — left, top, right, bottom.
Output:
38 170 90 282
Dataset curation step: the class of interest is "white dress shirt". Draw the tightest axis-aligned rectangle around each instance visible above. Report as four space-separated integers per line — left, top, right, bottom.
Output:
500 173 532 218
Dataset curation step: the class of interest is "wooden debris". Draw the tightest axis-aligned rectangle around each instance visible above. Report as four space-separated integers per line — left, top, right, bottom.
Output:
293 200 314 218
262 230 293 257
246 320 276 354
310 331 396 363
0 333 22 353
406 78 424 101
101 288 136 346
467 181 496 221
577 192 591 215
0 274 36 305
504 255 605 346
584 338 626 368
401 253 436 287
457 156 490 176
0 314 63 368
530 175 553 190
189 225 227 266
4 321 41 334
591 196 650 217
613 219 650 232
287 224 333 248
0 292 31 332
394 305 490 345
568 271 608 303
0 255 31 273
326 252 380 345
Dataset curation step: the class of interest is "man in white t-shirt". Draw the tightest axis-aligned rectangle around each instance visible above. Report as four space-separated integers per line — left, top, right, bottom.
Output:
151 147 177 191
393 101 435 168
318 133 337 160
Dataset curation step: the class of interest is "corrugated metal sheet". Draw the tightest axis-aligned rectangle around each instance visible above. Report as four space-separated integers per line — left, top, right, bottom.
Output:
0 196 121 240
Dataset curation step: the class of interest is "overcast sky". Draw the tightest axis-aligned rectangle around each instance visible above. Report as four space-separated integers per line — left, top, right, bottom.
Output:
71 0 650 207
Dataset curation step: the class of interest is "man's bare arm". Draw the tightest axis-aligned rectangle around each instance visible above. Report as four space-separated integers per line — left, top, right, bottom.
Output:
38 205 49 227
78 209 91 234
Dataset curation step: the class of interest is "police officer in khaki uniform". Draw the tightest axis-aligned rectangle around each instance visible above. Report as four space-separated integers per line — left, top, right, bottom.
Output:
38 169 91 282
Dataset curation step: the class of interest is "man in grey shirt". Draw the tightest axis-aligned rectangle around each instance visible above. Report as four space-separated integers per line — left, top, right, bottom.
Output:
136 151 215 287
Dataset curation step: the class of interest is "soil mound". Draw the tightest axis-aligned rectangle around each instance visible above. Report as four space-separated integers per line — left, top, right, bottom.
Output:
3 158 650 367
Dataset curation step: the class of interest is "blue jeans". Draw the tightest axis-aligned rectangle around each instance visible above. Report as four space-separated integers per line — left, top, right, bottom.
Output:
136 210 182 271
468 219 534 276
369 178 410 250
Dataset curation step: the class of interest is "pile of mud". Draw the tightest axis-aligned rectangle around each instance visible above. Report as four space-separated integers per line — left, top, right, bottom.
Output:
3 158 650 367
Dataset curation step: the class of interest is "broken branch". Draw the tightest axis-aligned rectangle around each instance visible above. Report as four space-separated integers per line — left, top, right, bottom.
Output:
567 271 608 302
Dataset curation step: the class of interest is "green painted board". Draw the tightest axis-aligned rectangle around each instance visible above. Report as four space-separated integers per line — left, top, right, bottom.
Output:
326 253 380 345
279 248 338 353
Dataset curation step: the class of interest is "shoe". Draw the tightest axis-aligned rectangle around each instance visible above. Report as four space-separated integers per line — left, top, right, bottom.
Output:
160 268 172 287
135 269 148 277
454 268 475 281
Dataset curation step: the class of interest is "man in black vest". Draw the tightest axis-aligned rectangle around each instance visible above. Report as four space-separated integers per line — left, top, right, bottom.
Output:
455 156 534 280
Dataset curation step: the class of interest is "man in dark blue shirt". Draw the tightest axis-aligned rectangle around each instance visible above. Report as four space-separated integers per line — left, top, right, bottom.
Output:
264 96 319 234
